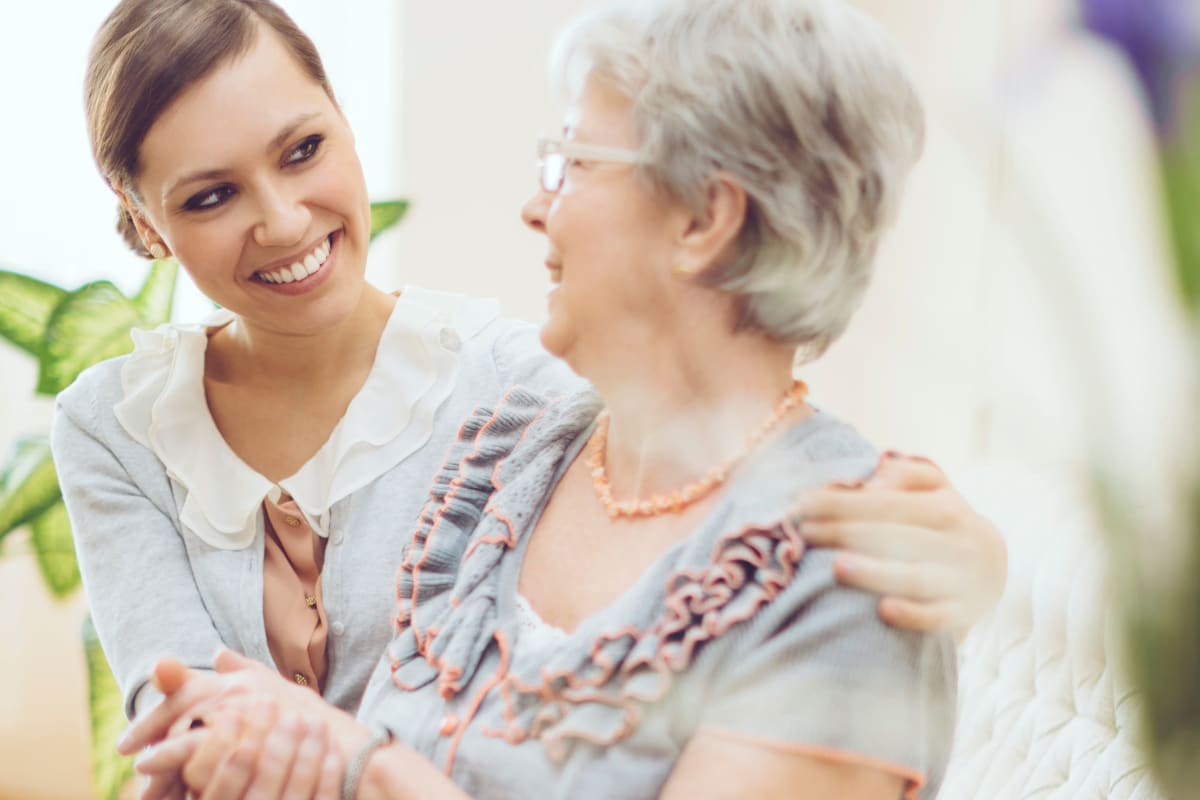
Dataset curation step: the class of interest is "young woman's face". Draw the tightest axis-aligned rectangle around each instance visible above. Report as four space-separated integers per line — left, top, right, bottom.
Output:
133 26 372 335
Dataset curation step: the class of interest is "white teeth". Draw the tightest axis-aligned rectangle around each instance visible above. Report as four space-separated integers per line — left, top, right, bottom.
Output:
256 236 333 285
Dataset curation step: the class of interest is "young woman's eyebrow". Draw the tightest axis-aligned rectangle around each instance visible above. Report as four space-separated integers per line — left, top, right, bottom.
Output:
163 111 324 199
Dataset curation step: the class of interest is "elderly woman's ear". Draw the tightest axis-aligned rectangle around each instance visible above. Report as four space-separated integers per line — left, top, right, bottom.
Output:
675 172 747 276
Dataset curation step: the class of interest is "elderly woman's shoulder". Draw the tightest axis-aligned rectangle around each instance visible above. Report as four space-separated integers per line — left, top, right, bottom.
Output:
737 409 879 504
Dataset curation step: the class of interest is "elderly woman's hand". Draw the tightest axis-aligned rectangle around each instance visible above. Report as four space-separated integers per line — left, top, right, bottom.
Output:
795 452 1007 638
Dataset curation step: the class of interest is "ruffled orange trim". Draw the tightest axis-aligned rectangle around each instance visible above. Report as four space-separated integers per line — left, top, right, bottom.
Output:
487 517 806 759
464 405 547 560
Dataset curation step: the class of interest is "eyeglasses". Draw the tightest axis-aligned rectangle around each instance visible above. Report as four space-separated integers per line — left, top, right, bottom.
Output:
536 137 640 193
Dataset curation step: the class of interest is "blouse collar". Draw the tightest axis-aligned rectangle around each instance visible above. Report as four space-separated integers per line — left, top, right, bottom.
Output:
114 286 500 550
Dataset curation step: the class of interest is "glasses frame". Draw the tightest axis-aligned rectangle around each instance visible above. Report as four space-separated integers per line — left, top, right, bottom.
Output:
537 137 640 193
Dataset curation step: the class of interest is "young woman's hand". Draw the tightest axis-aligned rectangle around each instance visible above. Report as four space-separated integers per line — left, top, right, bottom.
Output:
796 452 1007 638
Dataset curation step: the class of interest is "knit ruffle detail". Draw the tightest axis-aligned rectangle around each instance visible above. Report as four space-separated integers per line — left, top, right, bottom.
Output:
386 387 602 699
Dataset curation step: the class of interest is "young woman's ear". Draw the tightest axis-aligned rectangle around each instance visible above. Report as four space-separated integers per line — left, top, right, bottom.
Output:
116 188 172 260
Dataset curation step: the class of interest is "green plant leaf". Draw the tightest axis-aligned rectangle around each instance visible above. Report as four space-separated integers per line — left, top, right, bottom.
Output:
0 437 61 542
84 617 134 800
0 269 67 356
370 199 410 242
132 258 179 327
30 501 79 597
37 281 141 395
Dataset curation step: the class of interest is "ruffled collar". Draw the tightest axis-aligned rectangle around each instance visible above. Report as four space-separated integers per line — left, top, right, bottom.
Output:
114 286 500 550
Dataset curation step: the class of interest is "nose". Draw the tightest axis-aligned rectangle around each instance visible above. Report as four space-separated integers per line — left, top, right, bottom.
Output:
521 188 551 234
252 179 311 248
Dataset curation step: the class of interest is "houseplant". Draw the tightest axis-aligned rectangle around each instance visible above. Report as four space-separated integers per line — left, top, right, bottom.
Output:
1081 0 1200 793
0 199 408 799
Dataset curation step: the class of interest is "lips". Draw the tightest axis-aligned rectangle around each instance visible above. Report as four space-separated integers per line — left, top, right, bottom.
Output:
253 232 336 285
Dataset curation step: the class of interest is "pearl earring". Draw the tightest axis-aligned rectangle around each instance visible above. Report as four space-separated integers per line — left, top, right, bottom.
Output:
148 243 167 260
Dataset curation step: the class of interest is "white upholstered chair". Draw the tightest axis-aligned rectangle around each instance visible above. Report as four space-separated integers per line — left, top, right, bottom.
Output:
940 465 1166 799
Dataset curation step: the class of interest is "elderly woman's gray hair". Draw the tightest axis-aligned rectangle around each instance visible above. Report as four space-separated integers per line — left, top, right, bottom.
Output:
552 0 925 358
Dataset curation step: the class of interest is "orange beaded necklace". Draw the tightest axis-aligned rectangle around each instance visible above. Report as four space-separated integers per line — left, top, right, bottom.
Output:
586 380 809 520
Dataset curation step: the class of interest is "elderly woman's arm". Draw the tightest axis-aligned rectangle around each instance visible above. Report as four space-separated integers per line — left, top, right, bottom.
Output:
662 732 906 800
799 452 1006 639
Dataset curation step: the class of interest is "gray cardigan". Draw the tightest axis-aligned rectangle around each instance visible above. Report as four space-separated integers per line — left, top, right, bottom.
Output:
52 293 579 719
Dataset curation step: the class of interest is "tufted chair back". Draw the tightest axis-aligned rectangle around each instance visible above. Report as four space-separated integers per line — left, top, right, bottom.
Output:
939 464 1166 799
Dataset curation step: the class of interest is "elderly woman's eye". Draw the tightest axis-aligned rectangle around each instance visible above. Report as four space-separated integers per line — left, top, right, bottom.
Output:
285 134 325 165
183 185 235 212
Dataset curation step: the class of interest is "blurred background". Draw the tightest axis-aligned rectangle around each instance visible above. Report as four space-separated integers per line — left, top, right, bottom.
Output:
0 0 1195 797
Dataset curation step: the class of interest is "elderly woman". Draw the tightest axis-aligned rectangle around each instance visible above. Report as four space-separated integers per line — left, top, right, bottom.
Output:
125 0 954 797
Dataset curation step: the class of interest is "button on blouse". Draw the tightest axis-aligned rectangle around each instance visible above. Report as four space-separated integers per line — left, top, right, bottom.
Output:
262 494 327 692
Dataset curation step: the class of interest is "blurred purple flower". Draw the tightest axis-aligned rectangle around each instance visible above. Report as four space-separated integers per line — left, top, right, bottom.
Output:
1081 0 1200 133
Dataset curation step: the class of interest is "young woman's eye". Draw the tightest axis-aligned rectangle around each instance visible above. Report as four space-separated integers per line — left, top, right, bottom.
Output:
284 134 324 166
183 185 235 212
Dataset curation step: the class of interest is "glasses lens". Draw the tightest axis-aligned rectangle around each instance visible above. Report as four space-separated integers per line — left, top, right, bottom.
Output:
540 154 565 193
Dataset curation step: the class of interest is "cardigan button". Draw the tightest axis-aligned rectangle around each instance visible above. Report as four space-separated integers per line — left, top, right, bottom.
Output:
331 621 345 636
439 714 459 736
330 529 345 546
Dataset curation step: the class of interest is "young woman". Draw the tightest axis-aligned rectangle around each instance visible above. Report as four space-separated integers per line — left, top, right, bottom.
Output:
56 0 1002 742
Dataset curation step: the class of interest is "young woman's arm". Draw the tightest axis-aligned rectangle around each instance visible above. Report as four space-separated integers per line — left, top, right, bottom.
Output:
52 388 229 719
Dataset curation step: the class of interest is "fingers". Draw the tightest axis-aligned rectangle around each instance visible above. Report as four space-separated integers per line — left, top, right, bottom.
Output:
197 699 283 800
152 658 191 696
119 670 219 755
314 751 345 800
832 553 958 602
866 453 946 490
800 520 960 563
877 597 961 633
181 709 244 797
141 777 187 800
243 713 305 800
278 718 329 800
135 730 206 778
796 485 966 531
139 769 189 800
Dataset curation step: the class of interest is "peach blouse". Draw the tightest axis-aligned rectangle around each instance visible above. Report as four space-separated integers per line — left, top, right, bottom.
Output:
262 494 327 691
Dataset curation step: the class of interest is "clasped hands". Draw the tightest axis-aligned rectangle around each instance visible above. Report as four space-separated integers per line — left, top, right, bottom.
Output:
119 651 356 800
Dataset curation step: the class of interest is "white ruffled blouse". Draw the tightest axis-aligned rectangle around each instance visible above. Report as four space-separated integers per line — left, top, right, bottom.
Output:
112 286 501 551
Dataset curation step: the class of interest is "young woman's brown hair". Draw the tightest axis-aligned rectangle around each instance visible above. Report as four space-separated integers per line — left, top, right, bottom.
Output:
84 0 337 257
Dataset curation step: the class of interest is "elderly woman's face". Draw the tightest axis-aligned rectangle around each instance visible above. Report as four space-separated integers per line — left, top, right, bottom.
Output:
521 77 688 374
132 27 372 336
